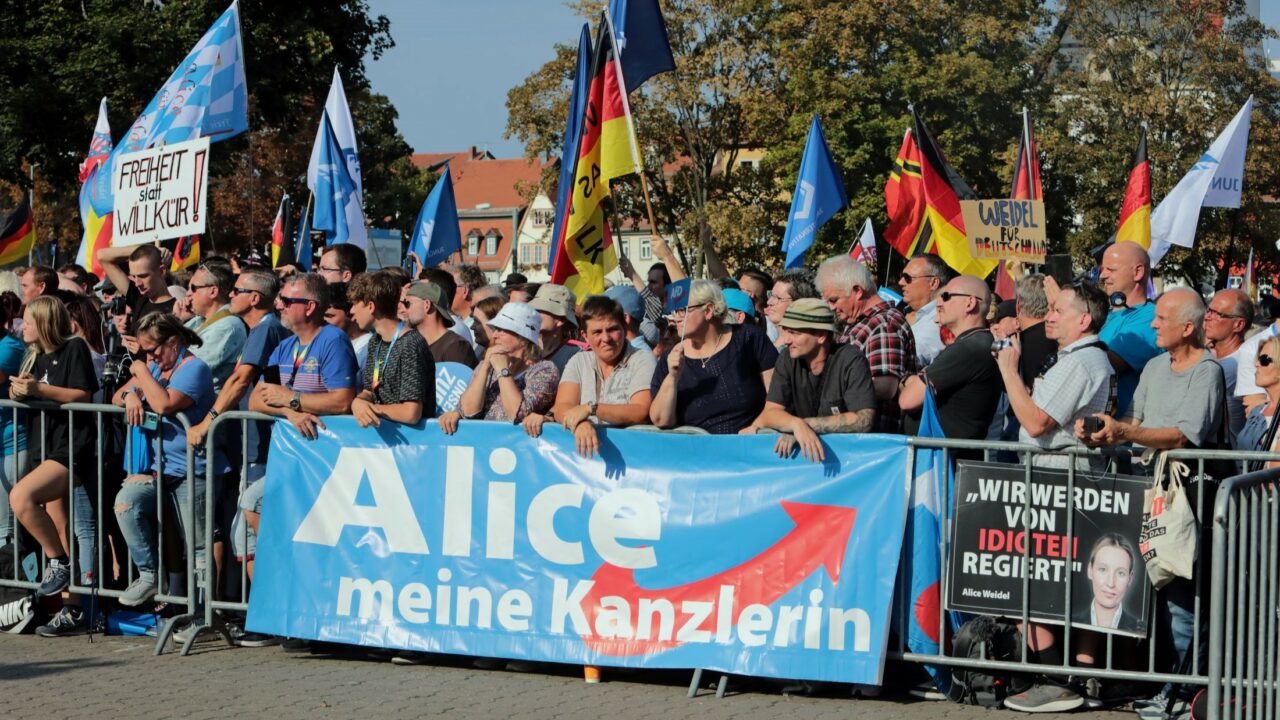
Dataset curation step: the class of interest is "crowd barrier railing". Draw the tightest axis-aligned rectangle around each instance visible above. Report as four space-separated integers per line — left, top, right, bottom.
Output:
0 399 199 655
4 405 1278 718
1208 465 1280 720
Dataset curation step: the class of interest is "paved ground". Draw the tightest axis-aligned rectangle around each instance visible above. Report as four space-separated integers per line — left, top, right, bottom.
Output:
0 633 1132 720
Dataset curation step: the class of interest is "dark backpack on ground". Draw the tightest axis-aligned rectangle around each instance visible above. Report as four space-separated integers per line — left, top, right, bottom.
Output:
0 541 43 634
947 616 1031 707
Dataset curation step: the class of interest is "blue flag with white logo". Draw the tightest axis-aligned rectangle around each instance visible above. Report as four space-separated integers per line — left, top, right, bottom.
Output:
549 24 593 267
312 110 362 247
607 0 675 92
407 166 461 270
782 115 847 269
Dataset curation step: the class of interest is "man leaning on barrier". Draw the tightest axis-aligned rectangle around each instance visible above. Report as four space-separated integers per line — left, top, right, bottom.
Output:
1077 287 1224 717
348 270 435 428
748 298 875 463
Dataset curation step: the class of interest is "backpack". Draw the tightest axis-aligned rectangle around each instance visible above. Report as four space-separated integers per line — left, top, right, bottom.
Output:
947 616 1030 707
0 542 43 634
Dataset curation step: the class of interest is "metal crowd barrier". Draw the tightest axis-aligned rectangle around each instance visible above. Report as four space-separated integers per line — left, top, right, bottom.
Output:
0 399 199 654
5 406 1279 719
1209 466 1280 720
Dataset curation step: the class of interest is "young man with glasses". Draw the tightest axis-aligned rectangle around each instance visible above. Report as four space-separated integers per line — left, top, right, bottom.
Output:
897 255 953 366
316 243 367 285
763 269 819 347
1202 289 1252 439
898 275 1001 441
184 263 247 393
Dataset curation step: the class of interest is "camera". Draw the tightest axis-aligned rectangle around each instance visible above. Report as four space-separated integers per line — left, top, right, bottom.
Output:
102 354 133 388
1082 416 1104 436
991 338 1012 353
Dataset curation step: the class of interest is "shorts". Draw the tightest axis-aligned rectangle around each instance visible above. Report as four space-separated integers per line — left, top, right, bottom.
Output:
231 463 267 560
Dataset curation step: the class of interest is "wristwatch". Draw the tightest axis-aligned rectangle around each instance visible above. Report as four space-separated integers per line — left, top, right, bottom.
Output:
498 368 512 378
588 401 599 417
208 409 220 420
288 392 302 411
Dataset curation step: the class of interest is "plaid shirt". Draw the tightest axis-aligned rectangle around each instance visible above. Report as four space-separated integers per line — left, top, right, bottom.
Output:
838 302 918 433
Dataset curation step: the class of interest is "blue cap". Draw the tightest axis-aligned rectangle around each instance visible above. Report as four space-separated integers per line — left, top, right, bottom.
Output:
604 285 643 319
723 288 756 318
663 278 692 314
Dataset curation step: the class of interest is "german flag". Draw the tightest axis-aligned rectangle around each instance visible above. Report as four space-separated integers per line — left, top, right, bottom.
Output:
1116 127 1151 248
883 128 928 259
0 198 36 267
912 109 998 279
549 18 643 298
170 235 200 271
997 109 1043 299
271 193 295 268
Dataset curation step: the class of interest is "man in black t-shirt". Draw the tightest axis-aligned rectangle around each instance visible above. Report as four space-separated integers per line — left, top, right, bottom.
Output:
753 299 876 462
348 270 435 426
97 244 175 350
899 275 1002 441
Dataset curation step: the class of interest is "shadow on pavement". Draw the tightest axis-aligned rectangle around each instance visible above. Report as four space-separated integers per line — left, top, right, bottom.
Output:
0 657 118 681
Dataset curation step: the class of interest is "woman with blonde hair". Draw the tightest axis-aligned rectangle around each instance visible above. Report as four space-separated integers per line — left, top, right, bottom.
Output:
438 302 558 433
1237 334 1280 468
649 279 778 433
7 296 100 602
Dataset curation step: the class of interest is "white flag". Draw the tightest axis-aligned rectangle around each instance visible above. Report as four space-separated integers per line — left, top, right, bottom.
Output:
1149 96 1253 266
850 217 877 266
306 69 366 248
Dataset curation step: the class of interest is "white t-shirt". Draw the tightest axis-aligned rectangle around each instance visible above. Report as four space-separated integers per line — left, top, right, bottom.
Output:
911 301 945 367
1234 324 1279 398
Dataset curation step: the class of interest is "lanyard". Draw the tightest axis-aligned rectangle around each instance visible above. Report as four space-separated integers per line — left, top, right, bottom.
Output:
372 322 406 391
288 342 311 389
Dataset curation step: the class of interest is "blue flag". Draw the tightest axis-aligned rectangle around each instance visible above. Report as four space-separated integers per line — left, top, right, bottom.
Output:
607 0 675 91
295 196 313 271
782 114 847 269
406 165 461 269
312 110 362 247
549 24 593 267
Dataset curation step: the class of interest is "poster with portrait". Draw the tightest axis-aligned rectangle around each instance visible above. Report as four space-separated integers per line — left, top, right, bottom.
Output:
946 461 1151 637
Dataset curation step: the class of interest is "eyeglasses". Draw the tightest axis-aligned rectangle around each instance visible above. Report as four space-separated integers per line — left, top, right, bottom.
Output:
278 295 313 306
137 342 165 359
1205 308 1243 321
230 287 257 296
318 265 343 274
766 291 792 303
900 272 939 283
188 283 215 292
1259 353 1274 367
940 292 974 303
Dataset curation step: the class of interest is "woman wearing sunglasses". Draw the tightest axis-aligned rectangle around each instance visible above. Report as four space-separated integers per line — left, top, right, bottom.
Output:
111 312 224 607
1236 335 1280 466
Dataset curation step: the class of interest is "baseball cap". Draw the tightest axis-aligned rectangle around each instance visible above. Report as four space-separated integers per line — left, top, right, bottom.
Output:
779 298 837 333
663 278 692 314
529 283 578 326
487 302 541 348
603 285 643 319
723 289 755 320
995 299 1018 321
405 281 456 327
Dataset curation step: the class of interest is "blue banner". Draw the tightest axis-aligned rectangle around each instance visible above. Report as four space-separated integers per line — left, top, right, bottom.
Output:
248 420 910 684
434 362 472 414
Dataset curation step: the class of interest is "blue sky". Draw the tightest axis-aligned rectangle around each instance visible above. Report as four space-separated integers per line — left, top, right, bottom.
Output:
365 0 581 159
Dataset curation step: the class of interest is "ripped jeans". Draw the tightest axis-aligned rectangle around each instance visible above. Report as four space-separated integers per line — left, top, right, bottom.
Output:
114 473 207 577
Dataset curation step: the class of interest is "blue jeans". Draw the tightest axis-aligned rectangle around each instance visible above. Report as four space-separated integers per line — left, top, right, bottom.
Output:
114 472 209 576
71 482 96 586
0 450 28 546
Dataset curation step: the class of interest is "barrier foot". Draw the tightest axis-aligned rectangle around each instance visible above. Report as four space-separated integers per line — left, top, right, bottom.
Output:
687 669 703 698
715 674 729 699
154 613 195 656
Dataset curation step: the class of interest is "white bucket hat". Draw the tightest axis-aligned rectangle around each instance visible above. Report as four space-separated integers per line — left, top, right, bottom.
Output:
487 302 542 348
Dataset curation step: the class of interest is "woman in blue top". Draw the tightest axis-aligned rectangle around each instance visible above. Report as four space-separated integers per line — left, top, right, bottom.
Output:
112 313 221 607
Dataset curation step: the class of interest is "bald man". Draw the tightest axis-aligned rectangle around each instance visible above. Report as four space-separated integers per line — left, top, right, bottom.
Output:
1096 241 1162 416
899 275 1002 441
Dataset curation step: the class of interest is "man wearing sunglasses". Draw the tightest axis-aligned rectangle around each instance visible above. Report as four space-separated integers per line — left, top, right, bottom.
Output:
898 275 1002 443
898 255 952 366
184 262 247 394
249 273 357 440
401 280 476 368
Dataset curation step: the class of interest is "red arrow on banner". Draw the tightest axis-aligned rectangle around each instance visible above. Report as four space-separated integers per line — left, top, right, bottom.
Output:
580 501 858 656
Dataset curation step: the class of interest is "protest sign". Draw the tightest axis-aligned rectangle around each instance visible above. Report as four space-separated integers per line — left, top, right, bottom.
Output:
111 137 210 245
960 198 1047 263
248 419 910 684
946 461 1150 637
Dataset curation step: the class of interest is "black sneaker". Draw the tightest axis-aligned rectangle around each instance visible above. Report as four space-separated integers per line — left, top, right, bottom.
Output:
36 559 71 597
36 605 86 637
280 637 311 653
1004 683 1085 713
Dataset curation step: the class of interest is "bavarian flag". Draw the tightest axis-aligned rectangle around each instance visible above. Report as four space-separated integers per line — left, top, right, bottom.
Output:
1116 126 1151 248
912 109 997 279
884 127 928 259
550 18 643 298
76 97 114 277
0 198 36 267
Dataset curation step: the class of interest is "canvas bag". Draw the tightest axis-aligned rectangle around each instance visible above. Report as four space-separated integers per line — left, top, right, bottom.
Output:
1138 452 1198 588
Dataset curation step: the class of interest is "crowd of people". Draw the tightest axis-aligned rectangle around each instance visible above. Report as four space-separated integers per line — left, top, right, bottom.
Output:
0 236 1265 716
